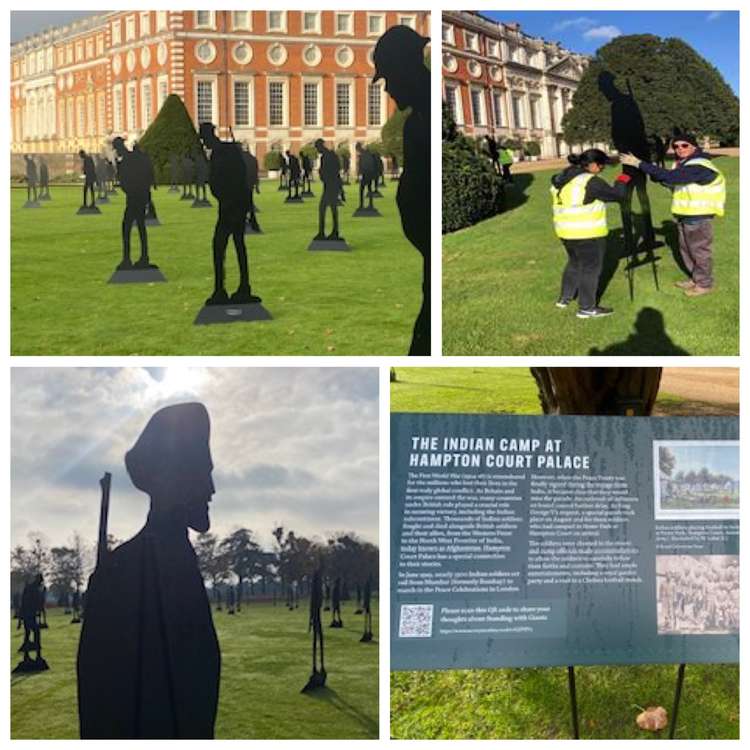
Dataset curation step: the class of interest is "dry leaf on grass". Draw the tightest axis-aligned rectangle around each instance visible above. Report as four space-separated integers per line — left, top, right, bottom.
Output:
636 706 668 732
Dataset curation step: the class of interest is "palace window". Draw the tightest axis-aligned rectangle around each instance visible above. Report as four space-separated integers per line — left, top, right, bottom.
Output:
126 82 137 130
399 15 416 30
157 75 169 111
78 98 86 136
195 11 214 29
470 87 484 126
268 80 285 126
234 80 251 127
368 83 382 126
303 81 319 126
444 84 463 125
140 12 151 37
97 91 106 134
367 13 385 36
335 12 353 35
156 11 168 31
492 90 505 127
303 12 320 33
112 85 123 131
111 21 121 45
232 11 250 30
196 79 214 124
336 82 351 127
267 11 286 32
465 32 479 52
126 16 136 42
141 79 153 128
512 94 525 128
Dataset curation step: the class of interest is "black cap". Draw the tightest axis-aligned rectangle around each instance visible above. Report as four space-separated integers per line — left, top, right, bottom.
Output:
671 131 699 147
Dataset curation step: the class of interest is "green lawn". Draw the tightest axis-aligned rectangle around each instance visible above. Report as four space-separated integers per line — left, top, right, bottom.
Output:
442 158 739 355
11 180 419 355
390 368 738 738
390 367 737 416
11 601 379 739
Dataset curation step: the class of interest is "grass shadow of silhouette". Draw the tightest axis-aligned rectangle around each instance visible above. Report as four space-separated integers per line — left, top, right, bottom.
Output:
303 685 378 737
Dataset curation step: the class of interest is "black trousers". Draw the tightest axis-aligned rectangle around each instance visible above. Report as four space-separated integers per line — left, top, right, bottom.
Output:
560 237 606 310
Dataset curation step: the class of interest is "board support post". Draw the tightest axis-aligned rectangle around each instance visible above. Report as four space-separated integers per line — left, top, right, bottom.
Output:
669 663 686 739
567 665 580 739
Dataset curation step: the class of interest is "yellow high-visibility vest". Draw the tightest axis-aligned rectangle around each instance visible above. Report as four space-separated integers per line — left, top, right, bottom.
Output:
550 173 607 240
671 157 725 217
500 148 514 166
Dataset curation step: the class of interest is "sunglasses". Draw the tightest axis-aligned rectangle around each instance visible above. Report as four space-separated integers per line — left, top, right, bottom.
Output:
673 142 693 149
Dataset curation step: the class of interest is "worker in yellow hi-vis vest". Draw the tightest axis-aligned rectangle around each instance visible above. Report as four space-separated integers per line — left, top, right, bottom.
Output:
550 149 632 319
621 131 725 297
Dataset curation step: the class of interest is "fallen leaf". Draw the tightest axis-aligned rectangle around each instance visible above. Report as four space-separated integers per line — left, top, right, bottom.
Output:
636 706 668 732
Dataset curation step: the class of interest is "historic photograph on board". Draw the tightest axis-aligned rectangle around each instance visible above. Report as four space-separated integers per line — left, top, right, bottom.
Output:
656 555 739 635
653 440 739 520
11 10 430 356
11 367 379 739
441 10 738 356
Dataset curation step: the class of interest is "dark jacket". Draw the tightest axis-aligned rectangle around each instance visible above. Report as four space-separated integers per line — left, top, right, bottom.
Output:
637 149 717 186
551 166 629 204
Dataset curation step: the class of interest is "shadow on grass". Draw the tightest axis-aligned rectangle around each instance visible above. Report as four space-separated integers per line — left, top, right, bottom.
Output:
598 231 629 300
304 685 378 737
10 671 41 687
499 173 534 213
589 307 690 356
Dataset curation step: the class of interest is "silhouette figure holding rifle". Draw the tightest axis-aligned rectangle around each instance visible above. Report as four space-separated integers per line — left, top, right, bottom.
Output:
77 403 220 738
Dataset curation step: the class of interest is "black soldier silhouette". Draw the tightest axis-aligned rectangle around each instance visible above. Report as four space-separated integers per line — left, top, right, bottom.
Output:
485 135 501 175
227 585 236 614
193 145 211 207
111 137 160 277
354 583 363 614
302 568 326 692
360 574 373 642
133 143 160 227
105 159 117 194
285 151 302 202
95 155 109 203
354 143 380 216
598 72 659 255
341 150 351 185
78 150 100 213
374 25 431 355
309 139 349 251
77 402 221 739
242 145 261 234
38 156 51 200
168 153 180 192
301 152 314 197
323 580 331 611
13 574 49 673
376 152 386 190
181 154 195 200
278 151 288 191
390 154 399 181
71 589 82 623
23 155 40 207
39 585 48 628
330 577 343 628
197 121 267 317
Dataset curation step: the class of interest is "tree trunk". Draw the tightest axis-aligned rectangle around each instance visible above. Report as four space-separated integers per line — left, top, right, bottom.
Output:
530 368 662 416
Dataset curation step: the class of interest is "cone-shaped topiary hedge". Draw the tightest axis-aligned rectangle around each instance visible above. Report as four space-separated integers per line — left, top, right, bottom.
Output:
138 94 203 183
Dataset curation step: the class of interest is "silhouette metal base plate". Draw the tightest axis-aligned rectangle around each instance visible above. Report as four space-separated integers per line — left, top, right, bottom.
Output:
12 657 49 674
285 196 304 203
353 206 381 217
77 205 101 215
191 199 212 208
180 193 195 201
23 201 42 208
194 303 272 325
371 190 383 198
144 217 161 227
360 632 373 642
301 190 315 197
108 266 167 284
96 196 110 204
301 670 327 693
308 238 351 252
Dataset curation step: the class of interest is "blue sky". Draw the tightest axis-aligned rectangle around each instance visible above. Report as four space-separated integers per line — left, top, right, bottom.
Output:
481 11 739 94
666 444 739 480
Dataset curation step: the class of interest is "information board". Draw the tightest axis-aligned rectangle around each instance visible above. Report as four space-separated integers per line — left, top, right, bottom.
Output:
391 414 739 670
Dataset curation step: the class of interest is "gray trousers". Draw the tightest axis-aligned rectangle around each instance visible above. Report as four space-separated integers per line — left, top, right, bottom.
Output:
677 219 713 288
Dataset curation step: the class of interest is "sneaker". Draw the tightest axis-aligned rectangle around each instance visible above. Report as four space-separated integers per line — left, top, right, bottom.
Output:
555 298 572 309
577 306 614 319
674 279 695 290
684 285 714 297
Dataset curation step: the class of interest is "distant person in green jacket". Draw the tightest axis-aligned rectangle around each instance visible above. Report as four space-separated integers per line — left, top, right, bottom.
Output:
499 143 514 183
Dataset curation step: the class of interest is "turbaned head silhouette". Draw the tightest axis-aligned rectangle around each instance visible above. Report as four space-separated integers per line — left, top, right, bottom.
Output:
125 402 214 533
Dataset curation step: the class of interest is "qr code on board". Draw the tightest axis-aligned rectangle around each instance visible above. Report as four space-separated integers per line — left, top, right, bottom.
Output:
399 604 434 638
